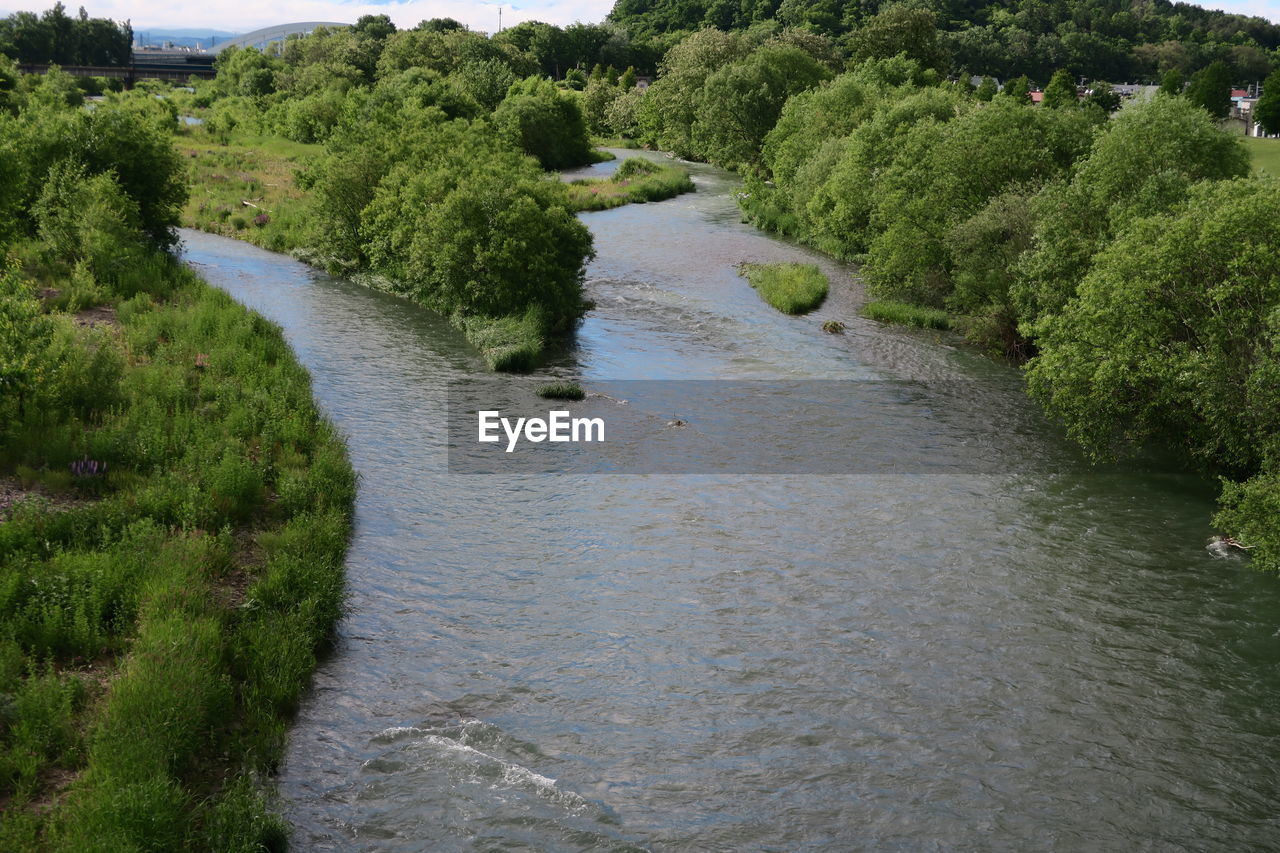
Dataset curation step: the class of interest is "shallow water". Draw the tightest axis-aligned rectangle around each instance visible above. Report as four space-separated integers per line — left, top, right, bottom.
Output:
180 153 1280 850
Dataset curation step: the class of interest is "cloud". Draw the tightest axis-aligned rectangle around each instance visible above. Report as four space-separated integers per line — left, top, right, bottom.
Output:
57 0 617 34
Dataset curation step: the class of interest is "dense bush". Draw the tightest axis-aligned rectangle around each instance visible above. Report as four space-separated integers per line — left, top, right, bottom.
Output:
493 76 595 169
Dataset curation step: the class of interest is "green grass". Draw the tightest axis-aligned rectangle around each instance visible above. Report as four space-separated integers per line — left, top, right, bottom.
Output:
738 262 829 315
178 126 320 254
536 381 585 400
1244 136 1280 176
0 243 354 849
861 300 952 330
455 309 547 372
566 158 695 212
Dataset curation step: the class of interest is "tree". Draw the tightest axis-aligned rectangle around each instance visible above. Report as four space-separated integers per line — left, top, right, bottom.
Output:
1042 69 1077 108
865 97 1098 304
1158 69 1184 98
493 77 594 169
1027 176 1280 476
1016 96 1251 324
1001 75 1031 104
635 28 749 157
1186 60 1233 120
1085 82 1120 113
581 76 622 135
692 45 831 169
847 3 947 74
360 121 593 327
618 66 637 89
1254 69 1280 135
974 76 997 102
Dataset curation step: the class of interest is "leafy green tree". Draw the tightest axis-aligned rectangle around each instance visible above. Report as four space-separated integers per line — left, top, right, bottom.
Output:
1254 69 1280 135
1216 469 1280 573
1186 60 1233 120
1016 96 1250 324
452 59 517 112
945 187 1037 356
1085 82 1120 113
361 122 593 327
846 3 947 74
1001 75 1031 104
1042 69 1077 108
804 86 968 258
974 76 997 102
1027 176 1280 485
0 262 56 427
33 160 144 271
582 76 623 135
636 28 749 157
1158 69 1184 97
493 77 593 169
619 66 637 89
604 86 645 138
866 97 1098 304
213 46 280 97
0 54 18 114
692 45 831 170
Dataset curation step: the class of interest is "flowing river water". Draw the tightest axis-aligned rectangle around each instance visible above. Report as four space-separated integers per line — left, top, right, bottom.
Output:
180 151 1280 851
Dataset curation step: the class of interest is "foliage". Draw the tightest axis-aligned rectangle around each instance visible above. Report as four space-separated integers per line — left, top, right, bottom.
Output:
362 125 593 325
0 94 354 847
739 262 828 314
1085 82 1120 112
608 0 1280 84
1042 69 1078 108
1016 95 1249 324
0 3 131 66
494 76 595 169
846 3 947 74
1254 69 1280 135
1185 60 1233 119
693 45 831 170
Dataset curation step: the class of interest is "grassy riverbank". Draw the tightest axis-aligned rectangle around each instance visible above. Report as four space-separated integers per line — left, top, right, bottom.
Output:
0 246 354 850
179 131 318 255
566 158 694 211
739 262 828 315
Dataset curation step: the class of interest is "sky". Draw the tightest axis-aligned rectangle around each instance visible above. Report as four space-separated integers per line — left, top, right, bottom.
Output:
0 0 1276 35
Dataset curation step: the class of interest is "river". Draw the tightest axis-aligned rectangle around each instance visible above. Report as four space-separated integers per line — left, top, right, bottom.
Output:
179 152 1280 851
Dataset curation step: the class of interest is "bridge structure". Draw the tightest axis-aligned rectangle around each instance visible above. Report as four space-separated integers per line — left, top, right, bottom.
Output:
208 22 350 53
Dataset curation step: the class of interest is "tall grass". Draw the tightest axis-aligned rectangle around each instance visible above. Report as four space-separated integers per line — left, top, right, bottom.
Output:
739 262 829 315
566 158 695 212
0 245 354 850
861 300 952 330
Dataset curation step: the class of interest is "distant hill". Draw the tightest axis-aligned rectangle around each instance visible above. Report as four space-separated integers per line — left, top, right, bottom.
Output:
607 0 1280 83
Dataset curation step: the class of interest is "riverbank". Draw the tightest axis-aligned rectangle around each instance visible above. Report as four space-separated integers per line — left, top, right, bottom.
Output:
0 246 354 850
